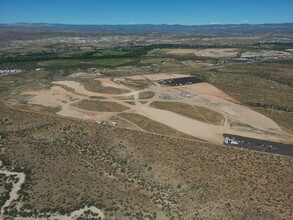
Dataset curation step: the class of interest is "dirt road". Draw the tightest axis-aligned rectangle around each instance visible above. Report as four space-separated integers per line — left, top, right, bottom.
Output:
16 73 293 146
0 161 26 216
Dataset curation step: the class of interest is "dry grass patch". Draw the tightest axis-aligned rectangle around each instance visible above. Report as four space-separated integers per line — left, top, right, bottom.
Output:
118 112 200 140
115 95 134 100
88 96 107 100
138 91 155 99
109 115 139 129
81 79 130 94
125 101 135 106
253 108 293 133
119 78 151 90
198 62 293 109
73 99 129 112
150 101 225 125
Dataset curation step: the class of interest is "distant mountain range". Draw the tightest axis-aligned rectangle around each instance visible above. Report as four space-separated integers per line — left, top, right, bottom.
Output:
0 23 292 41
1 22 293 33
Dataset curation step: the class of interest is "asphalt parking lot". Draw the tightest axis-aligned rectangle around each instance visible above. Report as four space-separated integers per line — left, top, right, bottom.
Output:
223 133 293 156
156 76 204 86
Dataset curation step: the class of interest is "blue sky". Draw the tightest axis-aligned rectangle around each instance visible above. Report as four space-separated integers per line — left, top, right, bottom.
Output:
0 0 292 25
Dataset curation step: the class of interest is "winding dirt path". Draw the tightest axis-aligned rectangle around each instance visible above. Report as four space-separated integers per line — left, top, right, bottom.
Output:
0 161 104 219
0 161 26 216
48 206 105 220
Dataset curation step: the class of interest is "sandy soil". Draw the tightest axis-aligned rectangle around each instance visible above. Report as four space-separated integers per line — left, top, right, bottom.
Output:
179 82 237 103
53 81 106 97
24 87 77 108
188 93 280 131
58 107 115 121
137 78 291 143
23 86 116 121
159 48 239 58
54 80 133 97
136 105 223 144
17 73 293 146
137 105 285 145
97 77 134 91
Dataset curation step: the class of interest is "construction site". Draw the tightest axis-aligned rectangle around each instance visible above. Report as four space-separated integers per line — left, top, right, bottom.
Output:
7 72 291 154
1 10 293 218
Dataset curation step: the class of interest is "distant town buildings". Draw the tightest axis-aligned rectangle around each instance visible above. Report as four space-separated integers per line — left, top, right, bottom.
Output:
35 68 45 71
0 69 23 76
95 120 117 127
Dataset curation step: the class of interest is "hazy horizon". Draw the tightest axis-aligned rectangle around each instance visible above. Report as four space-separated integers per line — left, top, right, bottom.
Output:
1 0 292 25
1 22 293 26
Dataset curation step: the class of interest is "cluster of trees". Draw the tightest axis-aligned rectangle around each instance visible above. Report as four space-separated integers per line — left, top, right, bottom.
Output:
244 102 293 112
0 43 214 64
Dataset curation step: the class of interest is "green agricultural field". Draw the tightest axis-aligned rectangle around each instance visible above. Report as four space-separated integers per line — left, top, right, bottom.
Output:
38 59 82 67
140 58 176 64
0 60 40 70
86 58 133 67
93 50 130 57
38 58 133 68
61 50 94 58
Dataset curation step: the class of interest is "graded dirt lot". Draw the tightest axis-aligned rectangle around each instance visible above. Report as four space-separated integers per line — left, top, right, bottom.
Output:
180 82 238 102
13 73 292 146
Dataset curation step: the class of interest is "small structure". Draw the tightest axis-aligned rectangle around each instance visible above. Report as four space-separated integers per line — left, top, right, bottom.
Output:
0 69 22 76
224 137 239 145
109 121 117 127
95 120 104 125
231 139 239 145
95 120 117 127
35 68 44 71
